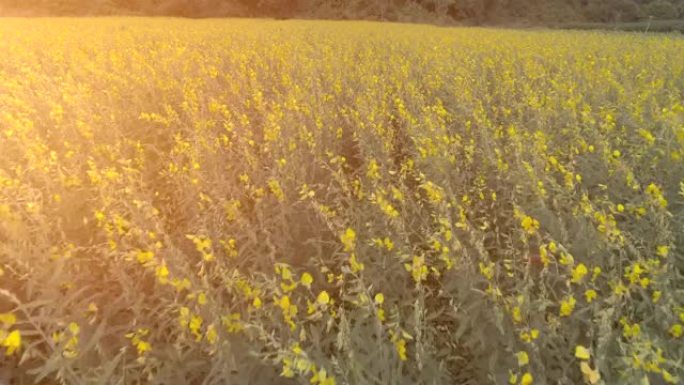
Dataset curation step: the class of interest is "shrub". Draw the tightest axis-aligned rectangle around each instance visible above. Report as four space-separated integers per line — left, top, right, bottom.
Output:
642 0 680 19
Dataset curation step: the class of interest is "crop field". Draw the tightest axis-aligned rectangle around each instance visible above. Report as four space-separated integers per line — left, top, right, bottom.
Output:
0 18 683 385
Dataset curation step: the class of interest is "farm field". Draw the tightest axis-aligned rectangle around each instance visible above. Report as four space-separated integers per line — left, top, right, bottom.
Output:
0 18 683 385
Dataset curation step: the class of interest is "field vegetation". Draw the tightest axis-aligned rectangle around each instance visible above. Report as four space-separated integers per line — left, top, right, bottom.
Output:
0 18 683 385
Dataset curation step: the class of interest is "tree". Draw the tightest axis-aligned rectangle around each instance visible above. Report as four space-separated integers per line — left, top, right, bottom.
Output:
642 0 679 18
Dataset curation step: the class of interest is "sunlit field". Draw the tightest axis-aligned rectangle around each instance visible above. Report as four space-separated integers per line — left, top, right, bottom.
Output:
0 18 683 385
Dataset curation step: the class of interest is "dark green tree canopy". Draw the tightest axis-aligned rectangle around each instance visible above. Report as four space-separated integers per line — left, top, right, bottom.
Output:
0 0 682 24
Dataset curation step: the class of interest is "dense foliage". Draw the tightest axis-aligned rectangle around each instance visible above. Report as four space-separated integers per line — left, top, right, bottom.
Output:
1 18 683 385
0 0 683 23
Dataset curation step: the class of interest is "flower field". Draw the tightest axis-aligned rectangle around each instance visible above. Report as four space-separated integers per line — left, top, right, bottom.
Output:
0 18 683 385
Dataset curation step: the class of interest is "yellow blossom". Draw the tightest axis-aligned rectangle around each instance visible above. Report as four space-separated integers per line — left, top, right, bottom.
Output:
520 372 533 385
560 295 576 317
394 337 407 361
662 370 679 384
340 227 356 251
580 362 600 384
622 322 640 339
252 297 263 309
652 291 662 303
571 263 588 283
0 313 16 326
2 330 21 355
197 292 208 306
156 262 169 284
136 250 154 264
317 291 330 305
584 289 597 303
521 216 540 235
206 324 218 345
656 245 669 258
575 345 590 360
509 373 518 384
300 272 314 289
512 306 523 324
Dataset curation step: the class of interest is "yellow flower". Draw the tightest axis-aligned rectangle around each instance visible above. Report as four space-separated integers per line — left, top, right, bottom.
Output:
479 262 495 280
521 216 540 235
136 249 154 264
613 280 628 296
560 296 576 317
516 351 529 366
340 228 356 251
571 263 588 283
404 255 429 283
656 245 669 258
374 293 385 305
394 337 408 361
580 361 600 384
267 179 285 201
520 372 533 385
206 324 218 345
137 340 151 355
281 359 295 378
662 370 679 384
2 329 21 355
548 242 558 253
669 324 682 338
0 313 16 326
252 297 263 309
278 295 292 311
197 292 208 306
367 159 380 180
155 262 169 284
512 306 523 324
509 373 518 384
584 289 597 303
317 291 330 305
623 322 640 339
652 291 662 303
377 308 385 321
559 252 574 266
575 345 590 360
530 329 540 339
300 272 314 289
349 252 365 273
189 315 203 340
65 324 79 339
625 263 646 285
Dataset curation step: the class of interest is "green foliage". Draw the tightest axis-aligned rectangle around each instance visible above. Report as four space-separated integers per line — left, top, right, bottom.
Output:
642 0 680 18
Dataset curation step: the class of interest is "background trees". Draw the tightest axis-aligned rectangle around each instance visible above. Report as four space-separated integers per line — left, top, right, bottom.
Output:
0 0 682 26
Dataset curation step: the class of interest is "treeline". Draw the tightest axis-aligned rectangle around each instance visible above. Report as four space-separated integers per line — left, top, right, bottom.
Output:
0 0 682 24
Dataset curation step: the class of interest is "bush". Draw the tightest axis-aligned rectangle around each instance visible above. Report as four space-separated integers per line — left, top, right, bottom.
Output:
585 0 643 22
642 0 680 19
